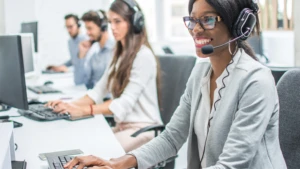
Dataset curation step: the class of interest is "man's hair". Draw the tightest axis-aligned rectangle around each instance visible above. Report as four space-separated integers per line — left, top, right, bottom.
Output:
64 14 80 24
81 10 107 31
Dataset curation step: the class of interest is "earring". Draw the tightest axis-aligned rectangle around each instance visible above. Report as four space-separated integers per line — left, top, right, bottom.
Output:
228 40 238 56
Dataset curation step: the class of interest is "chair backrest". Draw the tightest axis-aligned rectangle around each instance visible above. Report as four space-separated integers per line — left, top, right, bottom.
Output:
158 55 196 124
277 69 300 169
270 67 296 84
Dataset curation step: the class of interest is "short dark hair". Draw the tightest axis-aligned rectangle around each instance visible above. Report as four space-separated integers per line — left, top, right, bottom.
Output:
188 0 260 59
64 14 79 24
81 10 107 31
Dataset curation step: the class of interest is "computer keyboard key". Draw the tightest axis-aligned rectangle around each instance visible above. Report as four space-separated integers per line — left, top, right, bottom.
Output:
28 86 61 94
53 163 62 169
64 156 73 162
18 104 70 121
59 156 66 162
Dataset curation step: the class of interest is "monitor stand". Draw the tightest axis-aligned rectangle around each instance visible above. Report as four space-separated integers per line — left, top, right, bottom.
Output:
0 103 10 112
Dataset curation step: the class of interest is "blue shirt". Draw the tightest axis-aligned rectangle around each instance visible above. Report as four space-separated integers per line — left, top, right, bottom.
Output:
64 34 88 85
83 38 115 89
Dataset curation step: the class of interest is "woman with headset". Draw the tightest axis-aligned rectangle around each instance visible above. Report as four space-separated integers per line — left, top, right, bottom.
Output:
47 0 162 153
64 0 287 169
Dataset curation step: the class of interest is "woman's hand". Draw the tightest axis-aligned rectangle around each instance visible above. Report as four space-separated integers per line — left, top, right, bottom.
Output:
45 100 64 108
79 40 92 59
64 155 113 169
64 155 138 169
45 101 90 117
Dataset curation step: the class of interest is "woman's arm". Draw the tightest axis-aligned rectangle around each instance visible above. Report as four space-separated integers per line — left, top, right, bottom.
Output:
48 66 110 115
107 48 157 121
92 100 113 115
64 81 192 169
72 95 95 107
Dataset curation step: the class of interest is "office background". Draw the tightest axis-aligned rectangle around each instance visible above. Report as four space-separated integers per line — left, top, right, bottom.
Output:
0 0 299 68
0 0 298 168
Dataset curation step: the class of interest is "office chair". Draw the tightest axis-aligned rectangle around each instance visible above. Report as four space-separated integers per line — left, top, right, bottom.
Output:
269 67 296 84
131 55 197 169
277 69 300 169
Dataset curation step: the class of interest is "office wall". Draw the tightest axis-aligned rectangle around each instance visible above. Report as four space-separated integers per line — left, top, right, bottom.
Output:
4 0 36 34
0 0 4 35
4 0 110 69
262 31 294 66
295 0 300 66
35 0 111 69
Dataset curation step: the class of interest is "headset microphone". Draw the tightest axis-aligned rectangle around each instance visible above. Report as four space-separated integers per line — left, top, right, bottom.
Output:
201 28 251 55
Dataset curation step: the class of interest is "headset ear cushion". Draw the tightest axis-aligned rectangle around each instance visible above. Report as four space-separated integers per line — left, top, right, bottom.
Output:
233 8 256 41
101 20 108 31
132 12 144 34
233 8 248 38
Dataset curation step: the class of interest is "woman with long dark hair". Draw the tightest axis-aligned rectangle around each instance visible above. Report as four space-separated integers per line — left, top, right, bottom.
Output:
64 0 287 168
47 0 162 153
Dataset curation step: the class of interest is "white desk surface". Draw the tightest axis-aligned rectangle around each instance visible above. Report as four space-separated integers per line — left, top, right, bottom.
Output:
1 73 125 169
26 72 87 102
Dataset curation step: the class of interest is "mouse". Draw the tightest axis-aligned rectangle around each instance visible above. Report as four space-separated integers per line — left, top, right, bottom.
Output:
44 81 54 86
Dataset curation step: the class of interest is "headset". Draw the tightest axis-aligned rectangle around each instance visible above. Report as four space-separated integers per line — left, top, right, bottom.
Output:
121 0 145 34
232 0 259 40
75 15 81 28
95 10 108 31
202 0 259 54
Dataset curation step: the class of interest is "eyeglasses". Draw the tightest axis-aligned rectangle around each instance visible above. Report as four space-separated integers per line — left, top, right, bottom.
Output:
183 16 222 31
65 25 77 29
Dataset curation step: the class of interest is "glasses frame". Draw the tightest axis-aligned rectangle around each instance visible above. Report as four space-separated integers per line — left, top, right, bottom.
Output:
183 16 222 31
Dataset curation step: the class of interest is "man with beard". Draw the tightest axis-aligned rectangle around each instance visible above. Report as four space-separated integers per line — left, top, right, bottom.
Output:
47 14 88 85
80 10 114 89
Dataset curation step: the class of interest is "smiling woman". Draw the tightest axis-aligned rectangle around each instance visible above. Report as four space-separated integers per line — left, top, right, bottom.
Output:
63 0 287 169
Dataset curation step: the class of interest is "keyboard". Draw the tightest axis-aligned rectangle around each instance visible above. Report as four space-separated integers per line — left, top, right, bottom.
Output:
18 104 70 121
47 155 88 169
28 86 62 94
42 70 64 74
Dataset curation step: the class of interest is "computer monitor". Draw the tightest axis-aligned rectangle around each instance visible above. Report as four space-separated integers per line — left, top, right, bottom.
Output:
20 33 36 77
0 35 29 110
21 21 38 52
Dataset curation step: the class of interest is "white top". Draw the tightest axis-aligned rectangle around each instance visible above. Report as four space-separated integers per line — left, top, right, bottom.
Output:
194 50 241 167
87 45 163 124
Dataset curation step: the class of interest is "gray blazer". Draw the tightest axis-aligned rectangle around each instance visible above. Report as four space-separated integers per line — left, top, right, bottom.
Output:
130 49 287 169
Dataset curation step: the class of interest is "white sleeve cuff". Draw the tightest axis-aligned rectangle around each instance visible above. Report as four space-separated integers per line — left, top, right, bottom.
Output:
87 89 103 104
109 99 127 122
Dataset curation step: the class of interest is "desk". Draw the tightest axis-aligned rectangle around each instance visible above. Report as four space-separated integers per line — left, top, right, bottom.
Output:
0 123 15 169
1 73 125 168
26 72 87 102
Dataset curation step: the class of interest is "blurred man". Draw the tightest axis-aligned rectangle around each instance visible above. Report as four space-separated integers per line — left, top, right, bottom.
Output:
47 14 88 85
80 10 114 89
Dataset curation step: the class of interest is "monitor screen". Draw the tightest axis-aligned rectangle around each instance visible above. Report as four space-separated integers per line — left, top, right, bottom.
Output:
0 35 28 110
20 34 35 74
21 22 38 52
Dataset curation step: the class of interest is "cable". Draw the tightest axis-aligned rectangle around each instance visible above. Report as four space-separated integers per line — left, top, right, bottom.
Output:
213 58 235 111
200 49 240 168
